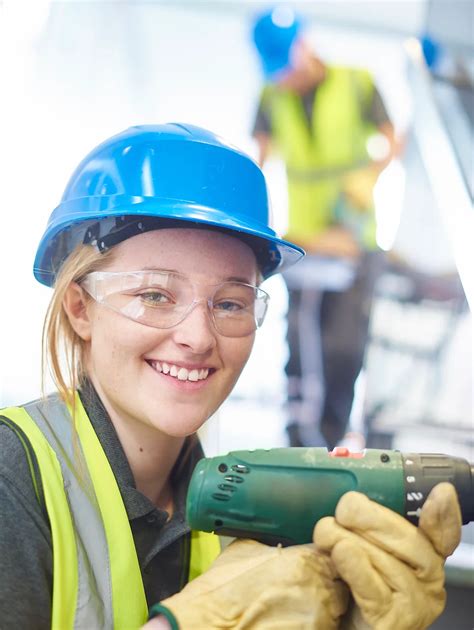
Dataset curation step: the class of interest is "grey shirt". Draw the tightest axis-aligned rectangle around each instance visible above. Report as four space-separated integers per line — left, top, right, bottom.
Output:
0 381 204 629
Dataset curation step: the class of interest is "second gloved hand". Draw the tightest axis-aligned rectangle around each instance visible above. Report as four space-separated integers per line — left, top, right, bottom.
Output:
313 483 462 630
156 539 349 629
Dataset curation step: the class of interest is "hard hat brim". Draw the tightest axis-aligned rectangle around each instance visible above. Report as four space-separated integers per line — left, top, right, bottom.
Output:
34 196 305 286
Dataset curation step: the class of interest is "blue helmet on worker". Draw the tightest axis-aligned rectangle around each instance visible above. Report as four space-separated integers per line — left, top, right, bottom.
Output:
251 6 303 81
34 123 304 286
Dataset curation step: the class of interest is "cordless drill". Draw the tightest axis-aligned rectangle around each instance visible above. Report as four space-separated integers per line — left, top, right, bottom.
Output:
186 447 474 545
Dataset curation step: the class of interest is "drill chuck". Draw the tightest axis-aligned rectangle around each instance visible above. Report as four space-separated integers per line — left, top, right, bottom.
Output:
400 453 473 524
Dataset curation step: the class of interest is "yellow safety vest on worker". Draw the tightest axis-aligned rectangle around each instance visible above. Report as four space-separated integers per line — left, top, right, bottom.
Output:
1 394 220 629
262 66 379 248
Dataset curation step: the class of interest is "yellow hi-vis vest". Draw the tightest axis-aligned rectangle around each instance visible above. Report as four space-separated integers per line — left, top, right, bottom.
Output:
263 66 378 248
0 393 220 629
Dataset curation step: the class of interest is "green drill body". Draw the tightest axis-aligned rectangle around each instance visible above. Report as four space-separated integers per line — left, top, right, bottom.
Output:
186 448 473 545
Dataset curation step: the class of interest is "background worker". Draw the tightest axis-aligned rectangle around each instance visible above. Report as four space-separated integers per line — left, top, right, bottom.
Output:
0 124 460 630
251 7 398 449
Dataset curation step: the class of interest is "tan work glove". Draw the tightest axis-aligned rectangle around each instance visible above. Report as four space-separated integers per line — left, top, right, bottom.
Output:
313 483 462 630
152 539 349 629
342 164 380 212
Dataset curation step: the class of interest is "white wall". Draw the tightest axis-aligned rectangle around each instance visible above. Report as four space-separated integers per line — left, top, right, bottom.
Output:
1 3 279 405
1 3 469 435
289 0 427 36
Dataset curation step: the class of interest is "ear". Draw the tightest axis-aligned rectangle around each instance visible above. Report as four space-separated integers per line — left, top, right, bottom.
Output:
63 282 92 341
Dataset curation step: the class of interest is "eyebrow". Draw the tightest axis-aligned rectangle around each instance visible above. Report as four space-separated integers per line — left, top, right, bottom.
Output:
139 267 255 284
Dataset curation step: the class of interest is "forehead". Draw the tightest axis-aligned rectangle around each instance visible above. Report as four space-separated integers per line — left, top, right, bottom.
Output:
103 228 258 282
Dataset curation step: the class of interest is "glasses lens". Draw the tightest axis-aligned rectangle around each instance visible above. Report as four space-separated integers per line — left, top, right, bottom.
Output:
83 272 269 337
211 283 269 337
103 271 196 329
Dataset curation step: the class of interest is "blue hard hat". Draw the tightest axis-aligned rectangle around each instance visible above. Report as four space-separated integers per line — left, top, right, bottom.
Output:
34 123 304 286
420 33 441 70
252 6 302 80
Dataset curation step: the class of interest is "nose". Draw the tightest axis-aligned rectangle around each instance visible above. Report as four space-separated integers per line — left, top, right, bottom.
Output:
172 299 217 353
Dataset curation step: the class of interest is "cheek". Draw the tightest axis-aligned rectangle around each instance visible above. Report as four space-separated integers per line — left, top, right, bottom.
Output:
226 335 255 376
87 312 148 374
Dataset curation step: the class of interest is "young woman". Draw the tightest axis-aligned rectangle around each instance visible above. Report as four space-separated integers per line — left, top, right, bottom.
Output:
0 124 461 630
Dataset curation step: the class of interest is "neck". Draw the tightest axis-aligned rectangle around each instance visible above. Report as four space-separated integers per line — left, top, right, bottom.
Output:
278 56 326 95
298 58 326 94
117 422 185 511
89 378 186 510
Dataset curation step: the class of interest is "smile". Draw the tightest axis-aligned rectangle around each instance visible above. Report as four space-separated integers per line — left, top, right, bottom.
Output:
147 360 210 382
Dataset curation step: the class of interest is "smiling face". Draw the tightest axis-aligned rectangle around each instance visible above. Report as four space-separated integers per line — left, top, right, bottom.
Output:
75 228 258 438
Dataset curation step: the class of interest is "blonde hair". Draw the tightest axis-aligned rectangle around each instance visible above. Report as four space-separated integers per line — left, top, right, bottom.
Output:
42 241 198 477
42 244 115 405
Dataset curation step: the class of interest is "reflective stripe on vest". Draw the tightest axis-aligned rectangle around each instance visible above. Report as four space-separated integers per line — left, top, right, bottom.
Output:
1 393 220 629
263 66 377 245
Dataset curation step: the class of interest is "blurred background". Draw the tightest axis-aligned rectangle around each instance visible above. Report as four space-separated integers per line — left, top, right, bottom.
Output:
1 1 473 627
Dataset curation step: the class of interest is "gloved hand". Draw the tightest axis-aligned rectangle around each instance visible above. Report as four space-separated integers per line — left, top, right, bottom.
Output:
154 539 349 629
342 164 380 212
313 482 462 630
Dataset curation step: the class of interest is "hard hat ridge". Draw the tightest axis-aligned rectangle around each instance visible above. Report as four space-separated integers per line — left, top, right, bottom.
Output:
33 123 304 285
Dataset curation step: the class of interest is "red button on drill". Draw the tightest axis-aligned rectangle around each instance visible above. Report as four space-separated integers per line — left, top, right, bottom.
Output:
329 447 365 458
331 447 350 457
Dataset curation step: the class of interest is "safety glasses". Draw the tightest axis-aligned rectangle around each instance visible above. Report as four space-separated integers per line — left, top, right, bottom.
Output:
81 270 270 338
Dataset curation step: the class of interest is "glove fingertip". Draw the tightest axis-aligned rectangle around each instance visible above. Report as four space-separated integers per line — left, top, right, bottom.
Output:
313 516 337 549
419 482 462 557
335 492 372 527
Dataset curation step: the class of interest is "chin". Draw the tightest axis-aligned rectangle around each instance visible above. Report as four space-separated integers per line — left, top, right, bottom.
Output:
153 415 208 438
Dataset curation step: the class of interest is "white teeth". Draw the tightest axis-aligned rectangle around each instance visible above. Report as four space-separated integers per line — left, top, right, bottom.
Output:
188 369 199 382
170 365 178 377
150 361 210 381
177 367 189 381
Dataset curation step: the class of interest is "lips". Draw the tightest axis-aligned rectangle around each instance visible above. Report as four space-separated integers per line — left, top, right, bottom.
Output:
147 360 211 382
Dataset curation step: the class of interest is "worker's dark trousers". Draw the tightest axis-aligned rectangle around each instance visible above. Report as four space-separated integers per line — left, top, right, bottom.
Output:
283 251 385 450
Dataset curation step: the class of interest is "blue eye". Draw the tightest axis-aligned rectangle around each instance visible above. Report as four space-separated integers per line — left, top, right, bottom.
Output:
214 300 247 313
